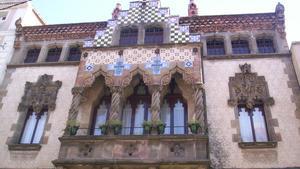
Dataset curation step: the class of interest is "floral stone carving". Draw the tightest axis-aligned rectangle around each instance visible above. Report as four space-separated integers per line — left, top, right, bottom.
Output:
18 74 62 113
228 63 274 109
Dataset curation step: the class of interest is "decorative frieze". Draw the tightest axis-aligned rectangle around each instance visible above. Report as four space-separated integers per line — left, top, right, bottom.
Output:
18 74 62 113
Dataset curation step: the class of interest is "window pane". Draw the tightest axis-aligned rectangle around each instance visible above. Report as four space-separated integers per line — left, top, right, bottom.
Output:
93 102 108 136
173 100 185 134
257 38 275 53
133 103 145 135
46 48 62 62
24 49 40 63
20 112 38 144
252 107 268 142
161 100 171 134
207 39 225 55
144 27 163 44
32 112 47 144
68 47 81 61
122 103 132 135
119 28 138 46
232 40 250 54
239 108 254 142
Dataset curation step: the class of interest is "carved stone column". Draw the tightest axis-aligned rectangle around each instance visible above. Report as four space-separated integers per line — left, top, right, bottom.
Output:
193 83 205 129
150 85 161 121
67 87 86 120
109 86 123 121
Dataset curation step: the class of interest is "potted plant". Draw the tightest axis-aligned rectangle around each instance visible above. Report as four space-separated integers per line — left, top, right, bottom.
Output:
142 121 152 134
188 120 201 134
109 120 122 135
66 120 80 136
153 120 166 135
99 123 109 135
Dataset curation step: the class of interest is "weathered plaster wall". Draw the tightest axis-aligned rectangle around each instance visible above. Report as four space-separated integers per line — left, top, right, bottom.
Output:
291 42 300 85
204 56 300 168
0 66 78 169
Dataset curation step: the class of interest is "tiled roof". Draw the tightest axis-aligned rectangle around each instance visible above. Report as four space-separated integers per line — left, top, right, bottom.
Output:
21 12 279 42
22 22 107 41
180 13 277 34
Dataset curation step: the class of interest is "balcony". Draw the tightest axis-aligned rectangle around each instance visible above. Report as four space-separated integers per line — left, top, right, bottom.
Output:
53 127 209 169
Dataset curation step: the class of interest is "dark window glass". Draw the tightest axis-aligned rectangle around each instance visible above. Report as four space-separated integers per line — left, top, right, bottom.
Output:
161 78 188 135
45 48 62 62
238 105 269 142
232 40 250 54
119 28 138 46
207 39 225 55
24 48 40 63
67 47 81 61
257 38 275 53
144 27 163 44
20 109 48 144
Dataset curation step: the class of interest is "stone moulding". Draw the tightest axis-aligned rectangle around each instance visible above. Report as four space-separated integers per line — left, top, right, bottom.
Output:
18 74 62 113
8 144 41 151
228 63 274 109
238 141 277 149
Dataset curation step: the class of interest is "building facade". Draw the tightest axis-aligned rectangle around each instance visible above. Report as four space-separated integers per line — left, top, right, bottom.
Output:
0 0 299 169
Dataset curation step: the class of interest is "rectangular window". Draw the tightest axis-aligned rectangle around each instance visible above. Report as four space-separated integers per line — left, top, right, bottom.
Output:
67 47 81 61
46 48 62 62
207 39 225 55
238 106 269 142
119 28 138 46
20 110 48 144
24 48 40 63
257 38 275 53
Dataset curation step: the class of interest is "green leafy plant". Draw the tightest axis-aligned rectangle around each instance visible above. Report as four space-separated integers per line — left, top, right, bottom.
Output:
153 120 166 135
188 120 201 134
99 123 109 135
66 120 80 136
108 120 122 135
142 121 152 134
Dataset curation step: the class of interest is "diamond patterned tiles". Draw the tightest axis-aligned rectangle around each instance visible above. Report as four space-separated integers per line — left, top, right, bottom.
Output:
86 47 194 65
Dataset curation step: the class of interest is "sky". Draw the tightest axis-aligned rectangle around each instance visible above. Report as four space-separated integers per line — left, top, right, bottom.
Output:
31 0 299 46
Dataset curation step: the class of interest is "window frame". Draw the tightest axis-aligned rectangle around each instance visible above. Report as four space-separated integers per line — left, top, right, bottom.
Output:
67 46 82 61
45 47 62 62
207 38 226 56
232 39 250 54
238 104 270 143
119 27 139 46
90 96 111 135
19 108 48 144
144 26 164 45
256 38 275 54
24 48 41 63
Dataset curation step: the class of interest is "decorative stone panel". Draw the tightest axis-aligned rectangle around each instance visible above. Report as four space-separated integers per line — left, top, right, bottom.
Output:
18 74 62 113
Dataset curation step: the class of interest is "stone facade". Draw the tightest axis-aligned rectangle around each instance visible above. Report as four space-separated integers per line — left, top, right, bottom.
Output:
0 0 299 169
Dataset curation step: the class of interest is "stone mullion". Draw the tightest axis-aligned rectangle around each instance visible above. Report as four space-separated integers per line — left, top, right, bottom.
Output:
150 85 162 121
67 87 85 121
193 84 205 130
109 86 123 121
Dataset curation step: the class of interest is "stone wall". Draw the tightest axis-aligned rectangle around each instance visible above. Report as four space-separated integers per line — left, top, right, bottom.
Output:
291 42 300 85
0 65 78 169
204 55 300 168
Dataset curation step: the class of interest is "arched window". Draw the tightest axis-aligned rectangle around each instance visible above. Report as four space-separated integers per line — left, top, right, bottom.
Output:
161 78 187 135
207 39 225 55
257 38 275 53
119 27 138 46
122 80 151 135
20 108 48 144
144 26 163 44
24 48 40 63
67 46 81 61
232 39 250 54
91 89 111 136
46 47 62 62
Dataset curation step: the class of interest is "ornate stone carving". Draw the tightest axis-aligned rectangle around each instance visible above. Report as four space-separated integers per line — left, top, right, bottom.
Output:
228 63 274 109
193 83 205 128
14 17 22 49
150 85 162 121
68 87 86 120
275 2 286 39
18 74 62 113
109 86 123 120
124 143 138 157
170 143 185 157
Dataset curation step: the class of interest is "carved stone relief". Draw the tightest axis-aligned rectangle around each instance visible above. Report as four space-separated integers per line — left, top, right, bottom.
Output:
228 63 274 109
18 74 62 113
170 143 185 157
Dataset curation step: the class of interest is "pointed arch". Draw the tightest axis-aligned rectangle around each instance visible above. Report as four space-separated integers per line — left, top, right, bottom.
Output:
160 65 195 86
121 67 153 87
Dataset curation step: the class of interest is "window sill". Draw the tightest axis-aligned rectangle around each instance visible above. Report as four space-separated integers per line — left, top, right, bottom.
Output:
8 144 41 151
238 141 277 149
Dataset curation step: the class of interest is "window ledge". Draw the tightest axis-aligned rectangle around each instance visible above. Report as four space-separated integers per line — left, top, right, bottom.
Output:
8 144 41 151
238 141 277 149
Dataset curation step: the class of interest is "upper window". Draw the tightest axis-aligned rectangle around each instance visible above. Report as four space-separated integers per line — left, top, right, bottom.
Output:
20 109 48 144
67 46 81 61
161 78 187 135
24 48 40 63
144 27 163 44
232 39 250 54
119 27 138 46
257 38 275 53
238 105 269 143
45 47 62 62
207 39 225 55
122 80 151 135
